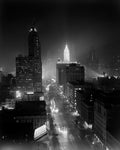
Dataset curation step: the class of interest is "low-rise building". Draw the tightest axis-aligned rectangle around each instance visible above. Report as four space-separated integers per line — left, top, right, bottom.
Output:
0 100 46 142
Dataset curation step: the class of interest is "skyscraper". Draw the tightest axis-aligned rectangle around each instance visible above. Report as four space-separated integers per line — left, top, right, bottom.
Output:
28 27 41 58
56 44 85 92
14 27 46 141
16 27 42 94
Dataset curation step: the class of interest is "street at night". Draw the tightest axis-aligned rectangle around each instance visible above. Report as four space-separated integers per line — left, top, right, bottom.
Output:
45 84 92 150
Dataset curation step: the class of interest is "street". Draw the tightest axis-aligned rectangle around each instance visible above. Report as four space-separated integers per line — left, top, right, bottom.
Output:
48 94 93 150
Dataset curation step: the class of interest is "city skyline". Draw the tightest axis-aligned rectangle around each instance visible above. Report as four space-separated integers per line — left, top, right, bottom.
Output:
1 0 120 76
1 1 120 149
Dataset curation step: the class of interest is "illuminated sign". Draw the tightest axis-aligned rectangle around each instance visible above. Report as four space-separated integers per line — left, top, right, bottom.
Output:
34 124 47 140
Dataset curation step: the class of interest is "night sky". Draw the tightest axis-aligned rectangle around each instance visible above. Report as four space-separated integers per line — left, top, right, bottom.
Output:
1 0 120 77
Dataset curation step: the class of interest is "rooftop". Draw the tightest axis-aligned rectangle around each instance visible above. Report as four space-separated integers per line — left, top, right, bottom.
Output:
15 101 46 116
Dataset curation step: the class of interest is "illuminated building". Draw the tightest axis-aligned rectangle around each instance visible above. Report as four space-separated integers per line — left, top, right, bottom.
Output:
56 44 85 92
66 81 94 126
16 27 42 94
66 81 83 112
4 27 47 141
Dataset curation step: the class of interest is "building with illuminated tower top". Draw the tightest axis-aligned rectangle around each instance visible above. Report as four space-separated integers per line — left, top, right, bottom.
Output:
16 27 42 97
56 44 85 92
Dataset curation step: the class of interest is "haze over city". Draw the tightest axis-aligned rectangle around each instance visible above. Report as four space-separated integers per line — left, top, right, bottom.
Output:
1 1 120 150
1 0 120 77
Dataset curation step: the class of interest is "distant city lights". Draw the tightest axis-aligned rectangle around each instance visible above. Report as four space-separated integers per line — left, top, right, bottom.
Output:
46 84 50 92
16 90 22 99
83 121 92 129
50 99 59 113
72 110 79 116
51 78 56 83
57 126 68 137
26 91 34 95
39 96 44 101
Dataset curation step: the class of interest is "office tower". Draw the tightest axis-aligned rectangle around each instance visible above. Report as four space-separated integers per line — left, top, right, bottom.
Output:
56 44 85 93
16 27 42 94
28 27 42 93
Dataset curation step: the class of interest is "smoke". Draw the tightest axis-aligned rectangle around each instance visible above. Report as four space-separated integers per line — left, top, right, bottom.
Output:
42 48 62 79
42 58 56 80
42 45 63 80
85 67 104 80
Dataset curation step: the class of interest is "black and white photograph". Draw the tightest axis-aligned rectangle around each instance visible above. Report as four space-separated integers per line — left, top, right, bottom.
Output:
0 0 120 150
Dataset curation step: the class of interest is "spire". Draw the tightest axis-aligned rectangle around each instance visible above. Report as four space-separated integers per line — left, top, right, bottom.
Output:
64 44 70 62
29 20 37 32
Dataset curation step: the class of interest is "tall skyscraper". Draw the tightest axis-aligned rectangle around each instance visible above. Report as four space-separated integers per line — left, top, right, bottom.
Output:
56 44 85 92
14 27 46 141
16 27 42 94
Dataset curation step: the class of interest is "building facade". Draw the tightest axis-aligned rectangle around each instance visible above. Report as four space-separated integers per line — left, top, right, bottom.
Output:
94 91 120 149
16 27 42 94
66 81 94 126
66 81 83 113
56 62 85 92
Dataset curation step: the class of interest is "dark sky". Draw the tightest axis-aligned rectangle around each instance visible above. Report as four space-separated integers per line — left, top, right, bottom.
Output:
1 0 120 77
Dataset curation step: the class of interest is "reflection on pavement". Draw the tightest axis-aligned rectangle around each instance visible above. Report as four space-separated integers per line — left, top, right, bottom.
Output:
49 98 93 150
